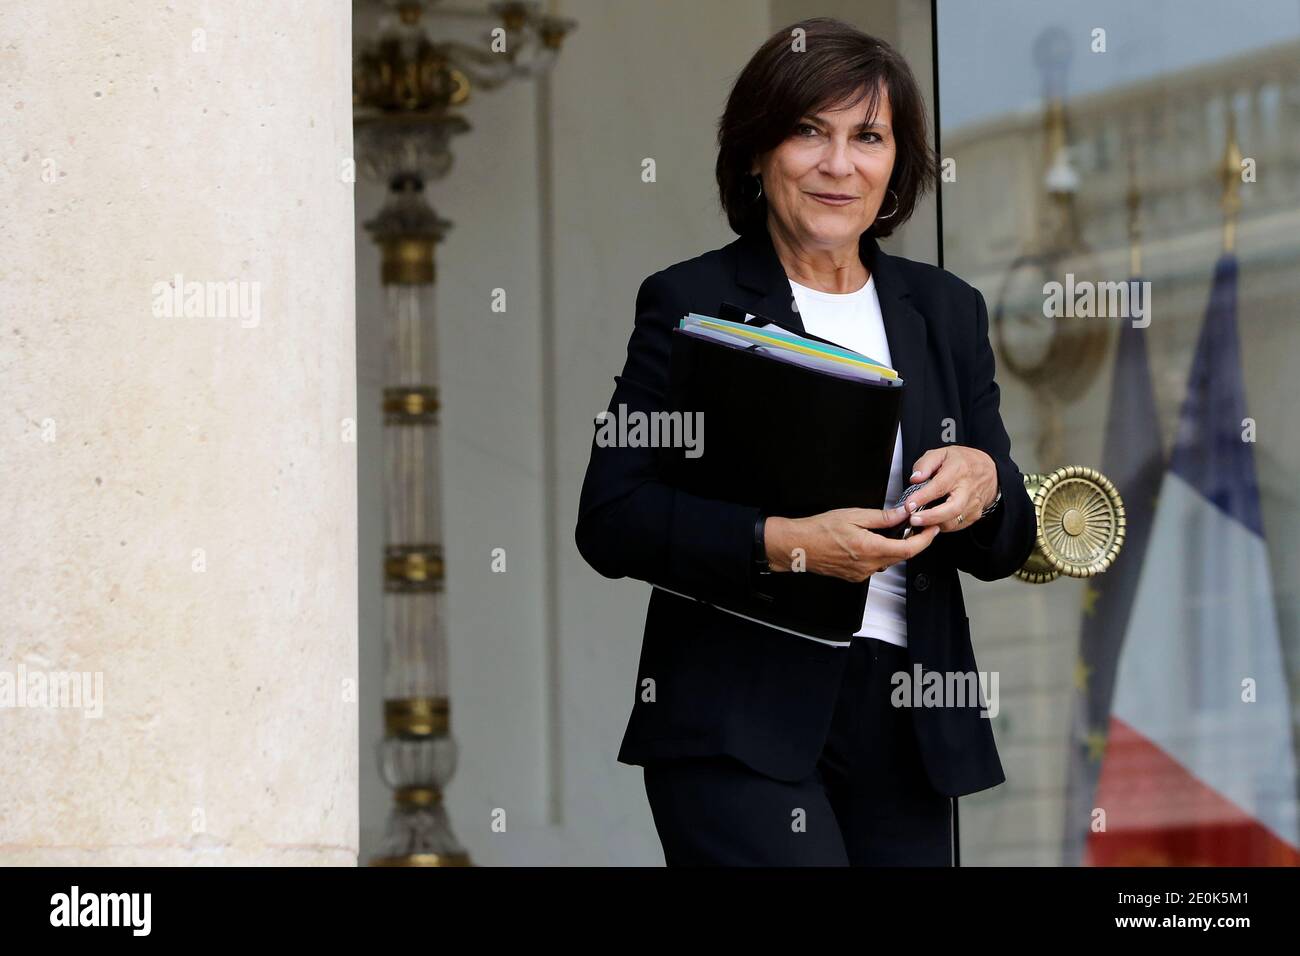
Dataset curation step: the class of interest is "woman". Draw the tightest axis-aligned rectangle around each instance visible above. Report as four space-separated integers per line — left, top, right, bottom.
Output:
575 18 1037 866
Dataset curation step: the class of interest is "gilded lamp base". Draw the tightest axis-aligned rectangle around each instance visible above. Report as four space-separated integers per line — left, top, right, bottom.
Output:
370 697 472 867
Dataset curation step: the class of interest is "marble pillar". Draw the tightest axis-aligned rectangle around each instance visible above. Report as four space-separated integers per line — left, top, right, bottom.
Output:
0 1 358 864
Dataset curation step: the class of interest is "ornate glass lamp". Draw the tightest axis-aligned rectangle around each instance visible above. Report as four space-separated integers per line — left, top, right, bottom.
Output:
354 0 574 867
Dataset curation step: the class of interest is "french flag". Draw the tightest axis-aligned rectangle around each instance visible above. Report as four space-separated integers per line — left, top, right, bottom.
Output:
1088 254 1300 865
1061 275 1165 865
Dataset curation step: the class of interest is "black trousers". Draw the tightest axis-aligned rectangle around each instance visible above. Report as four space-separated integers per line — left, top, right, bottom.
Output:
642 637 956 866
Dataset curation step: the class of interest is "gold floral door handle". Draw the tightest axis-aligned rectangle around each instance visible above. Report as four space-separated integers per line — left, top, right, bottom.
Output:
1017 466 1126 584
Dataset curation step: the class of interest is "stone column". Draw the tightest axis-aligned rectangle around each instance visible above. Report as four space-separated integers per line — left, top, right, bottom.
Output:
0 1 358 864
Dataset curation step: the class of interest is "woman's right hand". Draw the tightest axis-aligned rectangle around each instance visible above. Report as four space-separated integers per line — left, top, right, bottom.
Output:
763 506 939 582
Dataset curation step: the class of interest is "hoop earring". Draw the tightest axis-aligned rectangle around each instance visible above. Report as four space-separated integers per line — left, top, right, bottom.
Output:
875 188 899 221
748 174 763 203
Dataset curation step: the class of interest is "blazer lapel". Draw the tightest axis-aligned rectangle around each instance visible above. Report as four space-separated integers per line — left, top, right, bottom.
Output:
730 229 930 478
865 235 930 480
729 230 808 336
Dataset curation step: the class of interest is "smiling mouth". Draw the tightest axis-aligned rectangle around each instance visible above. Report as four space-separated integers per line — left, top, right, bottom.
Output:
808 192 857 204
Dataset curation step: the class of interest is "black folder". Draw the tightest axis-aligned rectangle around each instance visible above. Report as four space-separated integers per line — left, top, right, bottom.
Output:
658 320 904 640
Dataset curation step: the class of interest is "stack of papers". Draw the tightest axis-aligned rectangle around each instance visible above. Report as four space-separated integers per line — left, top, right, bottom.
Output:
678 313 902 387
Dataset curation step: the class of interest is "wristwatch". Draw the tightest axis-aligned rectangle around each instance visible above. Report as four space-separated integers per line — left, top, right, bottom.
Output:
978 485 1002 519
752 513 771 573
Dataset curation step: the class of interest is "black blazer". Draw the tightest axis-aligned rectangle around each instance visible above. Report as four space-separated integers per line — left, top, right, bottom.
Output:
575 228 1038 797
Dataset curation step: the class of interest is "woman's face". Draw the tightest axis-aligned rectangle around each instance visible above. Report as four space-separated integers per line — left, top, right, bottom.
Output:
751 85 897 252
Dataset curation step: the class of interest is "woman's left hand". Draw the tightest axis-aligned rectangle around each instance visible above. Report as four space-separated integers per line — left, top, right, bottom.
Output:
902 446 999 533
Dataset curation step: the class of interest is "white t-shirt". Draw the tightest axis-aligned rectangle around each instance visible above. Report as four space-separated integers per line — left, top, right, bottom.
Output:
788 275 908 648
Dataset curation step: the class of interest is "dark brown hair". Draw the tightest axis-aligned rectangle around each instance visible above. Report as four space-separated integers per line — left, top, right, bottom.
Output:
715 17 937 240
